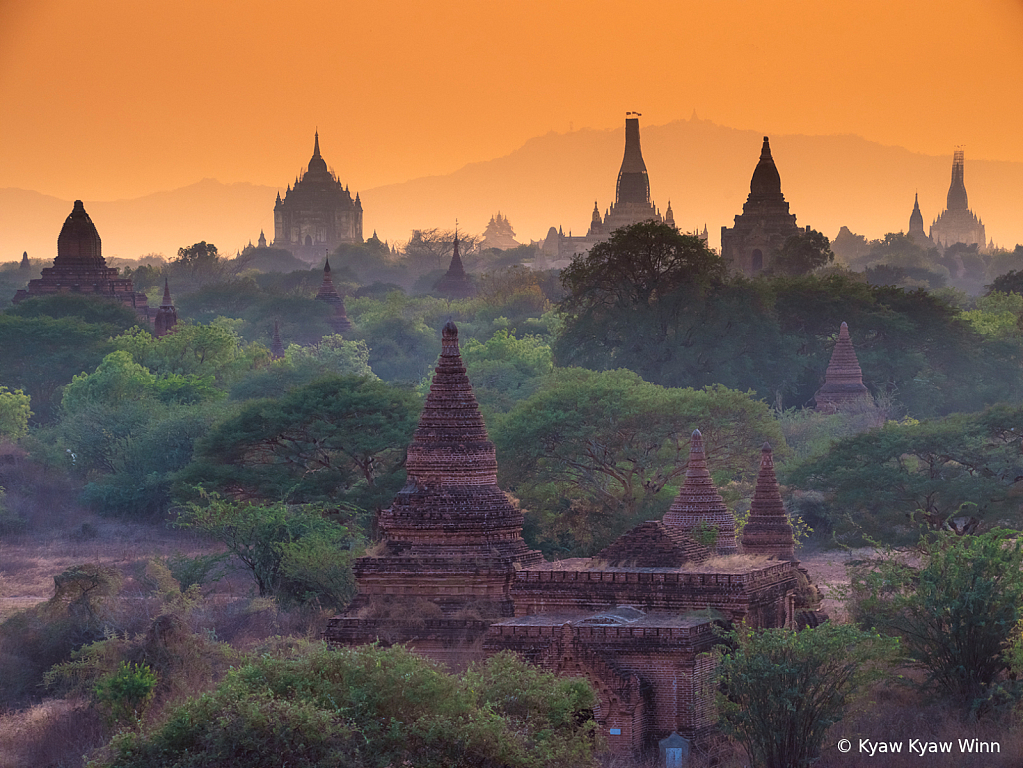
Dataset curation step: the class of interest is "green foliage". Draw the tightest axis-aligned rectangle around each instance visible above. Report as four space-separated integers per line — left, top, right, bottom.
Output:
62 351 157 412
493 368 784 556
94 661 158 725
231 335 376 400
0 313 118 422
91 644 599 768
60 399 227 516
0 385 32 439
961 291 1023 338
113 322 264 387
717 622 895 768
457 329 552 415
174 492 362 605
165 551 230 591
783 404 1023 542
6 294 143 331
173 241 221 277
768 228 834 275
181 376 417 507
850 529 1023 712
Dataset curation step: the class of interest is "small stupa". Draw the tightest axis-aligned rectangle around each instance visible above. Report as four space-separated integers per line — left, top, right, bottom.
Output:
662 429 738 555
153 278 178 338
19 251 29 270
270 318 285 359
314 257 353 334
814 321 870 412
740 443 795 560
433 234 475 299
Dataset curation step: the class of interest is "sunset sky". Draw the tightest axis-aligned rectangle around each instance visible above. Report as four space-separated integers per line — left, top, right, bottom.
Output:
1 0 1022 248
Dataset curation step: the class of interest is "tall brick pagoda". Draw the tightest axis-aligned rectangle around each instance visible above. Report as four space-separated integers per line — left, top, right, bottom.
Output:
662 429 739 554
814 321 870 412
153 279 178 338
740 443 795 560
433 234 475 299
12 200 149 316
325 320 542 653
313 257 353 334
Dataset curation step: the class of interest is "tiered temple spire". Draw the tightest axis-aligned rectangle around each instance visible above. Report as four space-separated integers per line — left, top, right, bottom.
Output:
663 429 738 555
814 321 870 412
314 257 353 334
740 443 795 560
337 320 542 621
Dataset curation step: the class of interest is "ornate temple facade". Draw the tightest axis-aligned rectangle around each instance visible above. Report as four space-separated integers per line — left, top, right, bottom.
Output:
480 212 521 251
326 321 825 758
273 132 363 262
720 137 806 275
542 114 678 266
12 200 150 318
929 150 987 250
814 322 871 412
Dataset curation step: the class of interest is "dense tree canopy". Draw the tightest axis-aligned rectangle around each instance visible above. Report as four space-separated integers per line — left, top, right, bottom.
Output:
494 368 784 556
783 404 1023 542
179 376 419 508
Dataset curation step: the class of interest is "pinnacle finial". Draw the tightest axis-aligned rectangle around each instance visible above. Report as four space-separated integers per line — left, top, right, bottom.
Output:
313 129 321 158
761 136 772 159
324 257 331 273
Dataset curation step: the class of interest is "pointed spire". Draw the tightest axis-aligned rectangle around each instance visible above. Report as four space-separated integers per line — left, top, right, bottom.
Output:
749 136 783 199
313 129 321 158
434 233 474 298
740 443 795 560
663 429 739 555
153 278 178 337
270 318 285 359
616 113 651 206
19 251 29 270
814 322 871 412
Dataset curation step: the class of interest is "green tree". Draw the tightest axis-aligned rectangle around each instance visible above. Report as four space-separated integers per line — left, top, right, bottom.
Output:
175 493 361 603
0 385 32 439
768 228 834 275
92 644 599 768
173 241 221 277
494 368 784 555
717 623 895 768
61 351 157 412
230 335 376 400
179 376 418 508
93 661 158 726
459 329 553 414
5 294 143 331
850 529 1023 712
783 405 1023 542
0 314 117 422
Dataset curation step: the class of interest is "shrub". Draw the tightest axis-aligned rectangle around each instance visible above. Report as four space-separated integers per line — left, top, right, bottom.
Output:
716 623 895 768
850 529 1023 712
94 661 157 725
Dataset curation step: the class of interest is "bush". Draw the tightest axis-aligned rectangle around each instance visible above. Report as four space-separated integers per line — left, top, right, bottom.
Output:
94 661 157 725
850 529 1023 712
90 644 599 768
716 622 895 768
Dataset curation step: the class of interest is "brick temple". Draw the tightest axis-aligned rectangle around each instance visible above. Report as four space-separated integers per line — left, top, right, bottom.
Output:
326 321 824 758
433 234 475 299
814 321 871 412
13 200 151 316
313 257 353 334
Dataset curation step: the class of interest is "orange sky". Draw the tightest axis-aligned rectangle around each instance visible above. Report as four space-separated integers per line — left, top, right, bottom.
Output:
2 0 1022 212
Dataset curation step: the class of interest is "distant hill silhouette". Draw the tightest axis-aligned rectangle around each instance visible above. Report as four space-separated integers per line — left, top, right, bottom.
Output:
3 117 1022 263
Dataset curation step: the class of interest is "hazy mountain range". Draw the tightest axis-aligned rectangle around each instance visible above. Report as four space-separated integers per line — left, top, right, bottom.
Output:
3 115 1022 264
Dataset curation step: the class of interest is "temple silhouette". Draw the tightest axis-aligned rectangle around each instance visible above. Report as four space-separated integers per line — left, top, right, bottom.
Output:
929 149 988 250
273 132 363 261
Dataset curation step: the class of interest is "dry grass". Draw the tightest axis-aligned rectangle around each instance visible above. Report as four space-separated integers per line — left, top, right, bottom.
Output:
0 698 108 768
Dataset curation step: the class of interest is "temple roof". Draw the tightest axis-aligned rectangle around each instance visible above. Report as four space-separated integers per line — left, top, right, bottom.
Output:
434 235 474 298
307 130 329 175
56 200 103 265
663 429 738 555
750 136 783 199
